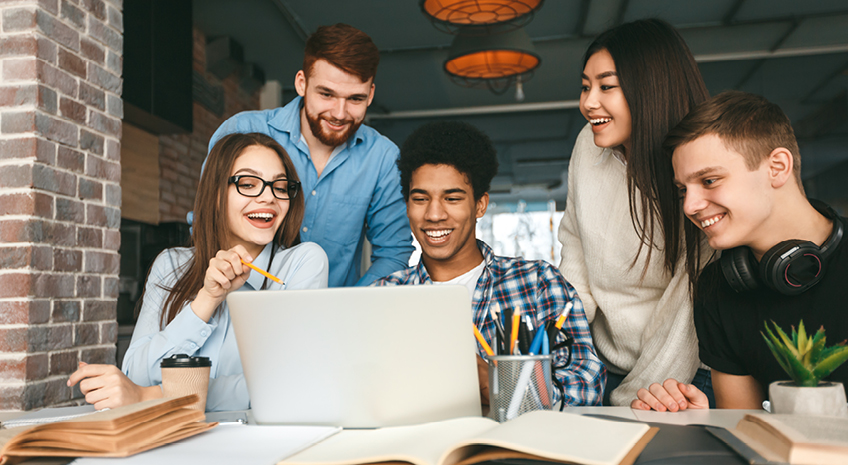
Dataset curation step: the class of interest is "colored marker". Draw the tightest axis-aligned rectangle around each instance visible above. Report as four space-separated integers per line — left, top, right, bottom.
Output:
528 325 546 355
554 301 574 329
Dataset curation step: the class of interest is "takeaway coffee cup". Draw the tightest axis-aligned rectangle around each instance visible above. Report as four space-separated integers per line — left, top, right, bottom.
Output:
160 354 211 411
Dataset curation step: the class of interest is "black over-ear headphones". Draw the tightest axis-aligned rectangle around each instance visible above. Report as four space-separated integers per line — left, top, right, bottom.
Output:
720 199 844 295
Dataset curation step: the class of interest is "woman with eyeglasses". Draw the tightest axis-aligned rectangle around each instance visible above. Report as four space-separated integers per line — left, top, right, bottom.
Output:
68 133 328 411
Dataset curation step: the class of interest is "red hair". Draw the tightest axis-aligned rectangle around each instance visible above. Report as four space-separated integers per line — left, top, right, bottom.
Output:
303 23 380 82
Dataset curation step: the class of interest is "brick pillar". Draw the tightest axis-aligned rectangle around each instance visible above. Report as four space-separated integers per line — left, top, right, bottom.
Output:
0 0 122 410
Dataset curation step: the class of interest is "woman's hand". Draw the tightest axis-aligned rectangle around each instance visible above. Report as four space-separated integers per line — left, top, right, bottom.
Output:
630 378 709 412
67 362 163 410
192 245 254 322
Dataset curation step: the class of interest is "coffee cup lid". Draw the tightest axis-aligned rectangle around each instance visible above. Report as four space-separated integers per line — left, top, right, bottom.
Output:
160 354 212 368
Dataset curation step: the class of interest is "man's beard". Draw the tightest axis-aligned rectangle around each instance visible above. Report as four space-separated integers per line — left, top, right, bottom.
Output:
304 105 363 147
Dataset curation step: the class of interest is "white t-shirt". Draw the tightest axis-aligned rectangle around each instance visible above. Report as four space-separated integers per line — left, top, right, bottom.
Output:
433 259 485 299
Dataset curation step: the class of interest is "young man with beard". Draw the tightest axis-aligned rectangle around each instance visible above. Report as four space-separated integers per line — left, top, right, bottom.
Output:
374 121 606 407
207 23 413 287
631 91 848 412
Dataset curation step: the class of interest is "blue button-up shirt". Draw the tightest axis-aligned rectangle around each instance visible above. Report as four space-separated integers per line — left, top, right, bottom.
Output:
375 240 606 406
207 97 414 287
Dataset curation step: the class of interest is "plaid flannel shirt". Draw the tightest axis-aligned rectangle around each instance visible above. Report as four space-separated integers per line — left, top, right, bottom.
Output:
374 240 606 406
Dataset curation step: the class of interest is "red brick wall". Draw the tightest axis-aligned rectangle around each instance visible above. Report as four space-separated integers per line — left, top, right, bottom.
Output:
158 28 260 223
0 0 122 409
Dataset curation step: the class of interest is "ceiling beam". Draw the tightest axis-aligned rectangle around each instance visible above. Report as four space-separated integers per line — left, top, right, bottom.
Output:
367 100 580 120
615 0 630 27
379 12 848 55
723 0 746 25
694 43 848 62
270 0 309 43
575 0 591 37
800 60 848 103
795 91 848 139
734 19 800 89
369 44 848 120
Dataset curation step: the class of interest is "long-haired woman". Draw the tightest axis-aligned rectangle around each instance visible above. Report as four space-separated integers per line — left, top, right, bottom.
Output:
557 19 712 406
68 133 328 411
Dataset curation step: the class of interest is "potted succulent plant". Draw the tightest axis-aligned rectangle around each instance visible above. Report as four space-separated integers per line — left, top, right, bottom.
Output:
762 320 848 416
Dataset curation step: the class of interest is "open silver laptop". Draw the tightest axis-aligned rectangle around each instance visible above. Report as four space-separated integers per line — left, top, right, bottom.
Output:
226 285 482 427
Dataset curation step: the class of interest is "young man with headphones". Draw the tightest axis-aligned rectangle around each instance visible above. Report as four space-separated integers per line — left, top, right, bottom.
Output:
631 91 848 411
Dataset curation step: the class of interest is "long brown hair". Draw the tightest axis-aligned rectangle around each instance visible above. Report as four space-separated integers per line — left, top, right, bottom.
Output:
584 19 709 276
157 133 304 326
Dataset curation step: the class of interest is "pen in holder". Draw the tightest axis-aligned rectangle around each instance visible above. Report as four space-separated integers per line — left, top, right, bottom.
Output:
486 354 553 422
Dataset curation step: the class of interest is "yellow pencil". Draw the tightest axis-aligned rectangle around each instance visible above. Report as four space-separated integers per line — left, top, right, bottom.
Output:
240 259 284 285
473 325 495 356
509 311 520 354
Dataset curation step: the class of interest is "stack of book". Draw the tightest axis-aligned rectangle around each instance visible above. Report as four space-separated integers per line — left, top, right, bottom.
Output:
0 395 215 464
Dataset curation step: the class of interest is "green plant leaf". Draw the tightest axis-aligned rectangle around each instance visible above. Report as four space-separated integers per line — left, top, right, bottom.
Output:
809 336 827 366
762 332 793 377
797 320 807 354
772 321 801 358
762 322 816 384
784 350 816 385
763 324 788 359
817 343 846 362
811 346 848 381
811 326 825 346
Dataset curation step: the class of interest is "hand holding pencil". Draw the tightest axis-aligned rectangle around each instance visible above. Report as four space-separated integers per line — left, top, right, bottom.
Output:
202 246 255 297
192 245 266 322
191 246 284 323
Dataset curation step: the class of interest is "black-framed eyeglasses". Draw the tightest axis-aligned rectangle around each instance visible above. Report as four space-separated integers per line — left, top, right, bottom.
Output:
228 175 300 200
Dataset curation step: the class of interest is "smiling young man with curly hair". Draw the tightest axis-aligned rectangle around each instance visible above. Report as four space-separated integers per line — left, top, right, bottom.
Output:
374 121 606 408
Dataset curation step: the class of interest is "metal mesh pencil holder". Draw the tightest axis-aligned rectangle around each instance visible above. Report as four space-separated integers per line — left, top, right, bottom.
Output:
486 354 552 422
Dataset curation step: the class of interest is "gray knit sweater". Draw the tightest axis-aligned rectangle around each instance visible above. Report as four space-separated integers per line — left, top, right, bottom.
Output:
558 124 703 406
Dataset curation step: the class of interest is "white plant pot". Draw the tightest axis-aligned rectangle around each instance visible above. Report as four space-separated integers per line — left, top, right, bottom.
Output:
769 381 848 417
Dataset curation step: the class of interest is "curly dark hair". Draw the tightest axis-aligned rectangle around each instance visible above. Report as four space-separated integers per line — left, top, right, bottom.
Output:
398 121 499 201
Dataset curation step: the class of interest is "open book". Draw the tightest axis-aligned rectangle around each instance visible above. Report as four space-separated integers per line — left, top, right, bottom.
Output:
283 410 657 465
0 395 216 464
723 413 848 465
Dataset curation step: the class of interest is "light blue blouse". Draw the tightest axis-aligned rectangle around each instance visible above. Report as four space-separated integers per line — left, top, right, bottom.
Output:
122 242 328 411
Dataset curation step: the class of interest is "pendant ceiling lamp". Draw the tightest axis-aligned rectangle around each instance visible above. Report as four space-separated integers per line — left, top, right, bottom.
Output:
421 0 544 34
444 26 540 95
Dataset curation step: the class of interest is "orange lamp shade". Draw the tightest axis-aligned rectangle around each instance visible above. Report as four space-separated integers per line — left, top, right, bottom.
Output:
422 0 544 26
445 49 540 79
444 26 540 81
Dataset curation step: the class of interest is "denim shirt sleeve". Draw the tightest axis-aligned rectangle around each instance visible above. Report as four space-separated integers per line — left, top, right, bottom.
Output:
208 112 273 153
121 249 217 387
357 141 414 286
